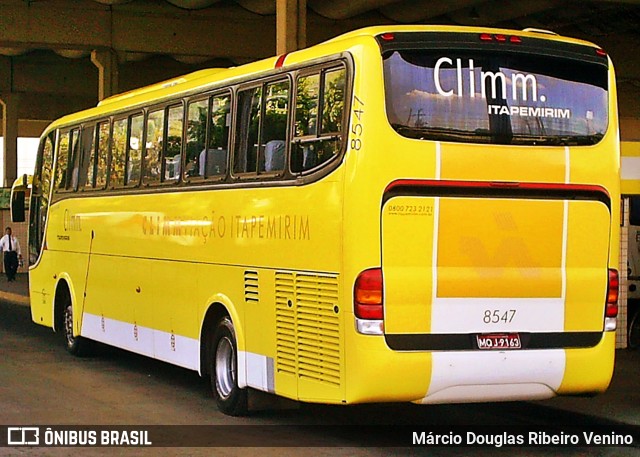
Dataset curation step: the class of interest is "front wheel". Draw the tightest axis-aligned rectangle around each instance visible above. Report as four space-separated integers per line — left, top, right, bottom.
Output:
209 317 248 416
62 302 93 357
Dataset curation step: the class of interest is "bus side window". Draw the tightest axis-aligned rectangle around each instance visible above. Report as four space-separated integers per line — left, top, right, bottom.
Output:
185 99 208 181
95 121 110 189
321 68 345 137
164 104 183 183
41 133 54 198
292 67 345 173
126 114 143 186
110 118 128 187
203 93 230 178
78 124 96 190
54 131 71 191
143 109 165 185
29 132 55 264
234 86 262 174
68 128 81 190
260 80 289 173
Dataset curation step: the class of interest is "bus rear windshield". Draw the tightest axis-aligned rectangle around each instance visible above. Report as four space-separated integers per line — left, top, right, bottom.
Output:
382 50 609 145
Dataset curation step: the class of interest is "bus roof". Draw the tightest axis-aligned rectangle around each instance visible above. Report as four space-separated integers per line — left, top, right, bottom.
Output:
45 25 603 133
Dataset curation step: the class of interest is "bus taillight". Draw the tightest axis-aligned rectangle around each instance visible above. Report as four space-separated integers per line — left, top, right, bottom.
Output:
605 268 619 331
354 268 384 335
479 33 522 44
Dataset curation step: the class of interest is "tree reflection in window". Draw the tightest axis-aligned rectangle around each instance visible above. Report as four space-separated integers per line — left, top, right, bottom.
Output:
292 66 345 173
164 105 184 182
143 109 164 185
127 114 143 186
110 118 127 187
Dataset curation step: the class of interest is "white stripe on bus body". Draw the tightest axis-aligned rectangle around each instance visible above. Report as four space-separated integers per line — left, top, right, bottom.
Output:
243 352 275 393
82 313 275 392
82 312 200 371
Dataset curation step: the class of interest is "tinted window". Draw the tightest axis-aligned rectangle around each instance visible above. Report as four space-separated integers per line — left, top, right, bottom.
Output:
126 114 143 186
68 129 81 190
79 125 96 189
234 86 262 174
143 109 164 185
260 81 289 173
110 118 128 187
185 99 208 180
203 94 230 177
95 121 110 189
292 67 346 173
29 133 55 264
54 131 70 190
383 50 608 145
164 105 183 182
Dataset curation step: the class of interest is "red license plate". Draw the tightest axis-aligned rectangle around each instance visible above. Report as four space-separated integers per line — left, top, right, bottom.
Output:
476 333 522 350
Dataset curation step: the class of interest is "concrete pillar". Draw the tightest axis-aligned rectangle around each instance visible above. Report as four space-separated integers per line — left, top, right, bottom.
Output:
276 0 306 55
0 93 20 187
91 49 119 101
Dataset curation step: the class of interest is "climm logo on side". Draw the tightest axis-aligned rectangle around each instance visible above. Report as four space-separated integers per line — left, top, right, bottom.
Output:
433 57 572 119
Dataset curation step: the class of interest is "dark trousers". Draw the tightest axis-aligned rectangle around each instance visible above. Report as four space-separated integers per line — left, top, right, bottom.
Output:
4 251 18 280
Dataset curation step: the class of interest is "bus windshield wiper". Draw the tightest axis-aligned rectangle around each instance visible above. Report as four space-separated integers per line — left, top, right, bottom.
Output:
510 134 604 146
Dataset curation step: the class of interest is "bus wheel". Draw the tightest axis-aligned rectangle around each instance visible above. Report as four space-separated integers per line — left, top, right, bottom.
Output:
209 317 248 416
629 310 640 350
62 302 92 357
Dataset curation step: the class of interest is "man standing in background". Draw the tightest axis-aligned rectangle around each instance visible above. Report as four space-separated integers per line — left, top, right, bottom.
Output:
0 227 21 281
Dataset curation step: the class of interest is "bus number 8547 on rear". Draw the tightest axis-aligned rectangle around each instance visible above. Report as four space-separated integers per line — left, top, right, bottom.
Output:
483 309 516 324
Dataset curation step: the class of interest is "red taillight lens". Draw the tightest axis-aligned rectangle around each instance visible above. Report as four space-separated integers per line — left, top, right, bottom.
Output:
606 268 619 317
354 268 383 320
380 33 395 41
596 48 607 57
479 33 522 43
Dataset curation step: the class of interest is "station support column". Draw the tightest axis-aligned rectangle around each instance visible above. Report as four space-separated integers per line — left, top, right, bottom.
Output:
91 49 119 101
277 0 307 54
0 93 20 187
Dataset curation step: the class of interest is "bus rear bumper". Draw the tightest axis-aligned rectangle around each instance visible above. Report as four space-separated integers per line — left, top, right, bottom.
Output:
344 331 615 405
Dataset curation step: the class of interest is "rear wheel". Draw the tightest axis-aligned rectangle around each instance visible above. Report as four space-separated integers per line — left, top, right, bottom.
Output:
209 317 248 416
62 299 92 357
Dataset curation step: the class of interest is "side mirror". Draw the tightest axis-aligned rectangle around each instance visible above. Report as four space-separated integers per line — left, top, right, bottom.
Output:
10 174 29 223
11 189 25 223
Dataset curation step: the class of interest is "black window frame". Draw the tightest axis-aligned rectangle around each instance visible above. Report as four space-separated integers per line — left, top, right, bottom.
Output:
232 76 291 180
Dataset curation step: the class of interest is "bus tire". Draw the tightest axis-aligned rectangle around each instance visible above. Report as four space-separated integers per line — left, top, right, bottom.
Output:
629 310 640 350
209 316 248 416
62 300 92 357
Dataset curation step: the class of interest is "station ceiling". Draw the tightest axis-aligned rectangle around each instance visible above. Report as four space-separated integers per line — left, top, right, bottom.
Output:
1 0 640 136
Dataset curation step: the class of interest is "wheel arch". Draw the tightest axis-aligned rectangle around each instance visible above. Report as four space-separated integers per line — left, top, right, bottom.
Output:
52 274 78 335
198 293 245 382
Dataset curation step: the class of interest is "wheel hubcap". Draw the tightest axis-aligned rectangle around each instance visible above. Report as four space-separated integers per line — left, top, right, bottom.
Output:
215 336 235 399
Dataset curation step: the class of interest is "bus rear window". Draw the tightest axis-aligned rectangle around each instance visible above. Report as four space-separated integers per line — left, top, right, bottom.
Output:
383 50 608 145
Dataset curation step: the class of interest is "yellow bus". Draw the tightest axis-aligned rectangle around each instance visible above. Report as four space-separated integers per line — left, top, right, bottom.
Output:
13 25 620 415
